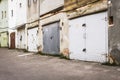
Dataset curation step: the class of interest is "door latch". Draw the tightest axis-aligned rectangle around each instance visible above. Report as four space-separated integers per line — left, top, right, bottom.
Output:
82 23 86 27
82 48 86 52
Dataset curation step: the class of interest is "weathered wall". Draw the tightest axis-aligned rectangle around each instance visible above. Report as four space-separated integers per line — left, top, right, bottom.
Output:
0 0 8 32
27 0 39 28
8 0 17 29
16 0 27 26
108 0 120 64
64 0 107 19
64 0 99 11
40 0 64 15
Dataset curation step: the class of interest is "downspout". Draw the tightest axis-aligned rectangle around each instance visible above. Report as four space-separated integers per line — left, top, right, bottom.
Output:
37 0 41 52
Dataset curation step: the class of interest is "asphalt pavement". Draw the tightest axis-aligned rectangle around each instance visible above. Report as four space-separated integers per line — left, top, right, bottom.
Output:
0 48 120 80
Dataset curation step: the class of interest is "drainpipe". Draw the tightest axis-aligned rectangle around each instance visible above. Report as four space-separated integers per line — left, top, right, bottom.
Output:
37 0 41 52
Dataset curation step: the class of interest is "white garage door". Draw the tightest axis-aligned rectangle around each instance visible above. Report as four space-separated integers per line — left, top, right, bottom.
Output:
28 27 38 52
69 12 108 63
0 32 8 47
17 29 25 49
69 17 86 61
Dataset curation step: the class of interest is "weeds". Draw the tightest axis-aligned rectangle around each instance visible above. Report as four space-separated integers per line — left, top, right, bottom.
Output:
101 62 120 66
36 51 70 60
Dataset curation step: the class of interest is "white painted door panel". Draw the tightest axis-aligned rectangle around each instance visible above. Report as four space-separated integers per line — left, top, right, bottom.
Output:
69 17 86 60
28 27 38 52
85 12 108 62
17 29 25 49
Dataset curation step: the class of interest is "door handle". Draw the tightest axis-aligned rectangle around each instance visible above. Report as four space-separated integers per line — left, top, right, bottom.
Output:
82 48 86 52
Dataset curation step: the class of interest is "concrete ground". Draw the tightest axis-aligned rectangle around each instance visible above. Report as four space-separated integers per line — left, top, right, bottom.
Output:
0 48 120 80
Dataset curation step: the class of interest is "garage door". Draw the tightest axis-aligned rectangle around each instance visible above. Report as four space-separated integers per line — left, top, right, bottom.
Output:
69 17 86 60
17 29 25 49
28 27 38 52
10 32 15 49
43 22 60 55
69 12 108 63
0 32 8 47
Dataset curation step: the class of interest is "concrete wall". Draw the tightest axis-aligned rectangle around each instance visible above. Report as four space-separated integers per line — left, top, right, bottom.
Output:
40 0 64 15
0 0 8 32
16 0 27 26
65 0 107 19
27 0 39 26
8 0 16 29
108 0 120 64
64 0 99 11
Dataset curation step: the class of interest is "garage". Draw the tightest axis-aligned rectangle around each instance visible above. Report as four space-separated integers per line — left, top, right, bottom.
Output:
0 32 8 47
69 12 108 63
27 27 38 52
17 28 26 49
43 22 60 55
10 32 15 49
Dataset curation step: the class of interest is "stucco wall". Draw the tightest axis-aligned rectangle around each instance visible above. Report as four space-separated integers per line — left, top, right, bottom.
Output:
65 0 107 19
64 0 99 11
0 0 8 32
108 0 120 64
8 0 17 28
27 0 39 25
40 0 64 15
16 0 27 26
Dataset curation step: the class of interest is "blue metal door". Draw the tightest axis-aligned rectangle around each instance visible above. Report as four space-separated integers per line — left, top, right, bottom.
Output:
43 22 60 55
